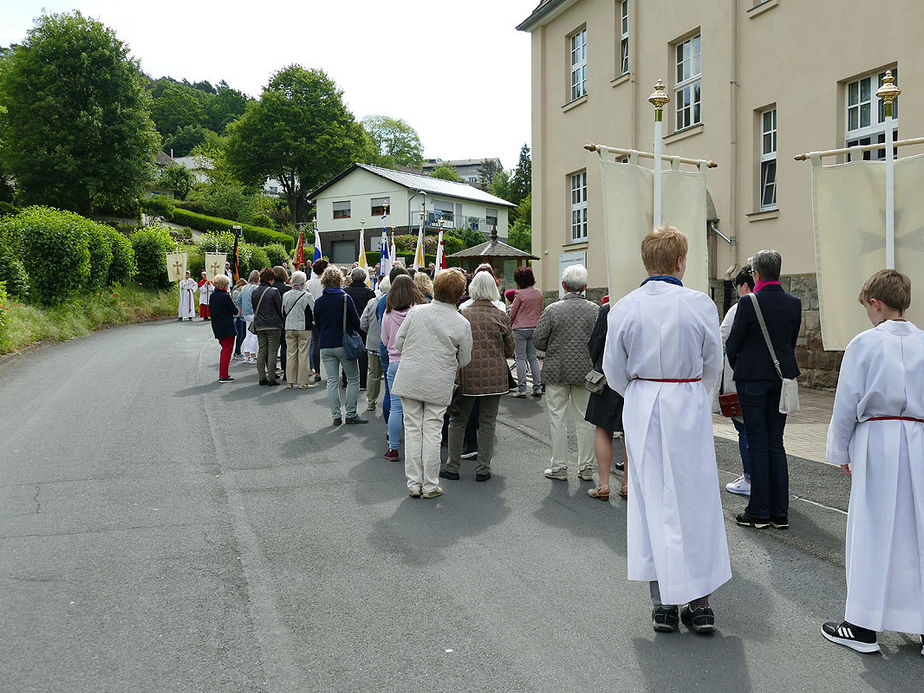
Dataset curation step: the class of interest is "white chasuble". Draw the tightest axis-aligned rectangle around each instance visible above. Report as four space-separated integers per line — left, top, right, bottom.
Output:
826 320 924 633
603 281 731 605
178 278 197 318
198 280 213 306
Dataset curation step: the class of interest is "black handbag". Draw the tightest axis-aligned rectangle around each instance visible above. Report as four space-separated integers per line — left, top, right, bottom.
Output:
342 295 365 360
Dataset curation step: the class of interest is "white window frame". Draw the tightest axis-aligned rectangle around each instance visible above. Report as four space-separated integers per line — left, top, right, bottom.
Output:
619 1 629 76
674 34 702 131
760 107 777 210
569 28 587 102
845 68 898 161
332 201 351 219
570 171 588 242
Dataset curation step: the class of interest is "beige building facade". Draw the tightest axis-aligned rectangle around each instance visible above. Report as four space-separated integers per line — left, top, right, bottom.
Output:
518 0 924 382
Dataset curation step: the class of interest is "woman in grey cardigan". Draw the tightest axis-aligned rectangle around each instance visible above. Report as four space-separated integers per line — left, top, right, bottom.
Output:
392 269 473 499
281 271 314 388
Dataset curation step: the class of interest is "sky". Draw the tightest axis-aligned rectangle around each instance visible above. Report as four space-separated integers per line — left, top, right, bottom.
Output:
1 1 534 170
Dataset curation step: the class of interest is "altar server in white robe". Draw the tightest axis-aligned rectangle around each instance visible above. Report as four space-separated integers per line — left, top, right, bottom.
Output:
178 271 197 320
603 226 730 635
822 269 924 655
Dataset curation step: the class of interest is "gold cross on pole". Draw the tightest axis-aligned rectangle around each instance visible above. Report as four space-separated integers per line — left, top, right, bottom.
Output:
173 260 184 276
209 260 221 277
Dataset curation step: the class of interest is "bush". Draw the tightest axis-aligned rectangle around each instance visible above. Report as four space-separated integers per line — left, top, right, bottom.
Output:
130 226 175 290
0 237 30 298
0 201 20 217
85 222 113 289
171 208 294 250
13 207 92 304
106 227 135 285
0 281 8 348
248 246 270 274
249 212 274 229
141 196 176 221
263 243 289 267
174 199 205 215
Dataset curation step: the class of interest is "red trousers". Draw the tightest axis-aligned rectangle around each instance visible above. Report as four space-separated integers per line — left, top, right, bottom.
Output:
218 336 234 378
200 304 210 318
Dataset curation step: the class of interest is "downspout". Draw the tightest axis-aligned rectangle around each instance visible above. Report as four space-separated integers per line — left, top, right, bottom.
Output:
729 0 739 266
631 1 638 149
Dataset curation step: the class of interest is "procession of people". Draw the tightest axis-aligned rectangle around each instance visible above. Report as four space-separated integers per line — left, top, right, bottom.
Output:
182 225 923 656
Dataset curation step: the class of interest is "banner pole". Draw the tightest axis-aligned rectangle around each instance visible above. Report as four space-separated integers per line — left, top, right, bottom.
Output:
876 70 901 269
648 79 670 229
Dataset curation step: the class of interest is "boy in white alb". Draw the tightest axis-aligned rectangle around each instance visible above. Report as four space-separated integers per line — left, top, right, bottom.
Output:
178 271 197 320
823 269 924 655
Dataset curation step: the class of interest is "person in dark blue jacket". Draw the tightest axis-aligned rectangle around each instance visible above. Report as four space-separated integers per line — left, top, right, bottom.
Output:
209 274 239 383
726 249 802 529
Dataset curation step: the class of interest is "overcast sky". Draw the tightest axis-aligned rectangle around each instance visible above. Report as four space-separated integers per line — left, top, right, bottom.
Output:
1 1 534 170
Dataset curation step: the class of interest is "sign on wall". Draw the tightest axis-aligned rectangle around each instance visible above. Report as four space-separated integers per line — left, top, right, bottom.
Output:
558 250 587 297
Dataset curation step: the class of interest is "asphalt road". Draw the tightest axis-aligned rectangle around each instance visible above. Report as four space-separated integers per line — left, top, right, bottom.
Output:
0 320 920 692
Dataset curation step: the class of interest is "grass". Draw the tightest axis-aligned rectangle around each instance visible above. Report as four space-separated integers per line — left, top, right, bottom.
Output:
0 283 177 354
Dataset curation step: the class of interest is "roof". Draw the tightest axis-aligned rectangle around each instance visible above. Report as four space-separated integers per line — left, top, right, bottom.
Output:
516 0 576 32
448 226 539 260
155 151 174 166
173 155 214 171
308 163 516 207
421 157 502 169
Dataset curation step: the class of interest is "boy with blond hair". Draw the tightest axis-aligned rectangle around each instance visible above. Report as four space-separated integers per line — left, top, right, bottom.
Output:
603 226 730 634
823 269 924 655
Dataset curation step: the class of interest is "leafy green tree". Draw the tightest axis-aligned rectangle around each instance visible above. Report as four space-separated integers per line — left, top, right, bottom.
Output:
431 164 462 182
488 170 511 201
163 125 212 157
206 82 248 132
507 219 532 253
159 163 196 200
361 115 424 168
149 83 206 137
478 159 503 188
224 65 374 223
0 12 160 215
509 143 532 207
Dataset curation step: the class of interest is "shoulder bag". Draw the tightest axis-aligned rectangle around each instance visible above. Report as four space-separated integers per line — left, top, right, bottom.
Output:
718 367 742 417
342 294 366 360
247 286 269 335
585 369 608 395
748 293 800 414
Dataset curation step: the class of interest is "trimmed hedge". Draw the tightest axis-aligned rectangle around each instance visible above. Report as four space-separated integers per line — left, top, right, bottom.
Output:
263 243 289 268
171 208 294 250
141 196 176 221
130 226 175 291
14 207 92 304
0 201 20 217
106 228 136 285
0 237 30 298
85 222 114 289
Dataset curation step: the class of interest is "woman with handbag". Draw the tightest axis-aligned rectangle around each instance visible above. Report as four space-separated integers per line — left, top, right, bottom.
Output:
312 266 366 425
281 271 314 389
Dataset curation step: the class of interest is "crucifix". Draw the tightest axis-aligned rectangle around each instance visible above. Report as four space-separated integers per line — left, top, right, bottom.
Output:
209 259 222 277
172 259 184 277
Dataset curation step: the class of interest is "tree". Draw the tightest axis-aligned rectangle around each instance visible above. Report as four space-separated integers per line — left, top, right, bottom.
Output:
477 159 503 188
224 65 374 223
431 164 462 182
163 124 213 157
159 163 196 199
507 219 532 253
149 83 206 137
488 170 511 201
0 12 160 215
361 115 424 168
509 143 532 207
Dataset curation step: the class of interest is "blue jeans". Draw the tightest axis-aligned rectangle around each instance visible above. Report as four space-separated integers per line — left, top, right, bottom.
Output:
233 317 246 355
386 361 403 451
737 379 788 518
380 344 390 422
732 417 750 478
321 347 359 420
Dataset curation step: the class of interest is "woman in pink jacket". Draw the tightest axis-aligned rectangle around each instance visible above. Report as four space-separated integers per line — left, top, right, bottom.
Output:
508 267 544 397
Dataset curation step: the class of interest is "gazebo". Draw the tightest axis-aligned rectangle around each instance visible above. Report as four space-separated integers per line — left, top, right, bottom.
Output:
447 225 539 287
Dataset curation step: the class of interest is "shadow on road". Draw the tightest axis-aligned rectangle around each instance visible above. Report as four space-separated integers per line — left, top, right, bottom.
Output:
632 633 752 691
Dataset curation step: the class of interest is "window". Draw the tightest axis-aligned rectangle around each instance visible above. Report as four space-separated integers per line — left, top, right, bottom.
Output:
674 34 702 131
371 197 390 216
433 201 454 224
332 201 350 219
569 28 587 101
486 208 498 227
846 68 898 161
619 1 629 75
760 107 777 210
570 171 588 241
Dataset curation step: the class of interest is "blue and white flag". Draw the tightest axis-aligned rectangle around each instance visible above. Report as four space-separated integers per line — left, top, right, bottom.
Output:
312 223 322 263
379 215 392 279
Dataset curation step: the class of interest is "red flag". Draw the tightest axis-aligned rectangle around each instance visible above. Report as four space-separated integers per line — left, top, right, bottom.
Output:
294 231 305 270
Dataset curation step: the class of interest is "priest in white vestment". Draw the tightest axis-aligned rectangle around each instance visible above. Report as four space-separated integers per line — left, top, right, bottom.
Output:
603 226 730 635
822 269 924 655
178 272 197 320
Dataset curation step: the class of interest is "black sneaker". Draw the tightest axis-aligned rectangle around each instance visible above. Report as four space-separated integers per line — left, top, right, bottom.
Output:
258 379 268 386
439 470 460 480
218 376 235 383
770 516 789 529
332 418 342 426
736 512 770 529
821 621 880 654
475 473 491 482
651 606 679 633
344 416 368 424
681 605 716 635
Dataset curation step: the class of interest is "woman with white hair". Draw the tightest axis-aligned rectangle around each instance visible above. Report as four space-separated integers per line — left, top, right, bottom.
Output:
208 274 238 383
441 271 514 482
239 270 260 364
282 270 314 388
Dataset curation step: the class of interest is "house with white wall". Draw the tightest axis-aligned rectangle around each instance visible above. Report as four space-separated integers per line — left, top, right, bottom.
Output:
308 163 516 264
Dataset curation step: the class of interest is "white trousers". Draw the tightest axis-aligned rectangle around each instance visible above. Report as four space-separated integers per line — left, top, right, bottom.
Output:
402 398 448 494
545 383 595 472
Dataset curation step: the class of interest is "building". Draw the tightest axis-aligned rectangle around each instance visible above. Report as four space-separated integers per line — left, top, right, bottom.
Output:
171 155 283 197
421 158 504 189
517 0 924 387
308 163 516 265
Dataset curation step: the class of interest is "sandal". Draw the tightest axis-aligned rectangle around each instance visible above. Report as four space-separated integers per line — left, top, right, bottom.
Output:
587 485 610 501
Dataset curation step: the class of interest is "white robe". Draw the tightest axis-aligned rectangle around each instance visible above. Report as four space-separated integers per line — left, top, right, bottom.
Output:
825 319 924 633
198 280 213 307
603 281 731 605
178 278 197 318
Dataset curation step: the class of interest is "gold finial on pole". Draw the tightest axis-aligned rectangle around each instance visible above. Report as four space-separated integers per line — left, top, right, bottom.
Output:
648 79 670 113
876 70 901 109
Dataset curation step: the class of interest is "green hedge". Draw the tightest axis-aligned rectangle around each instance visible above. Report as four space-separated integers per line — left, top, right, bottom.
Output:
13 207 92 304
0 237 30 298
130 226 175 291
0 201 20 217
171 208 294 251
106 228 136 285
263 243 289 267
141 196 176 221
85 222 114 289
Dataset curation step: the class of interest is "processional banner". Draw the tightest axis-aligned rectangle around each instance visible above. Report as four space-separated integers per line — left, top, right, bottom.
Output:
205 252 227 281
599 156 708 302
811 152 924 350
165 252 188 282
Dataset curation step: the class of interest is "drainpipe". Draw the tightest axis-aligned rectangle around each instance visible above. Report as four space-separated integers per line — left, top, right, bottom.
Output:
729 0 739 269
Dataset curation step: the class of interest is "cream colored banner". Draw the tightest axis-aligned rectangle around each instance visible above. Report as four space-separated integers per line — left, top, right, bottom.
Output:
599 157 708 302
165 252 188 282
812 152 924 350
205 252 227 281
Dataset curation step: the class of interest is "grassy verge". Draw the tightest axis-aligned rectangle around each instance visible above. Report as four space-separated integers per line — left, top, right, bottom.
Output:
0 283 177 354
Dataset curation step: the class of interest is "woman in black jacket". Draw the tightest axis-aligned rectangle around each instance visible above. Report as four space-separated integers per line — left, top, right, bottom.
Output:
209 274 239 383
251 267 284 386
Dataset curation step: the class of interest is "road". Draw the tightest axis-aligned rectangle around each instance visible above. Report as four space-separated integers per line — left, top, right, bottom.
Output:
0 320 920 692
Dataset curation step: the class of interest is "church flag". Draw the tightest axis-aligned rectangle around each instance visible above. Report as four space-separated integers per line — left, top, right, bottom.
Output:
312 222 322 263
357 222 370 286
205 252 226 281
166 252 188 282
435 228 446 274
379 216 392 279
294 230 305 271
413 218 426 270
231 228 241 282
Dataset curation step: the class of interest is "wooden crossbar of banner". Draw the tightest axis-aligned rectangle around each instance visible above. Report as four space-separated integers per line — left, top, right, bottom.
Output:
584 143 718 168
793 136 924 161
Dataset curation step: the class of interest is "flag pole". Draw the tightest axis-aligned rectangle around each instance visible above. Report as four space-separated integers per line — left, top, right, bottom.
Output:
648 79 670 229
876 70 901 270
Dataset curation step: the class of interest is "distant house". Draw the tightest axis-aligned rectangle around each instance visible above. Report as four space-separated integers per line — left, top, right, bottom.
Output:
308 163 516 265
172 156 282 197
146 151 176 198
421 158 503 189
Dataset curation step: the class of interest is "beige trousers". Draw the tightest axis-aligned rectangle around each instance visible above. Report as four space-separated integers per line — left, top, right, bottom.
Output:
366 350 382 408
545 383 595 472
402 398 448 494
285 330 311 386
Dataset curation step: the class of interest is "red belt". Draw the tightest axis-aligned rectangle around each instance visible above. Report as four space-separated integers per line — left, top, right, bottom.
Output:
864 416 924 424
636 377 702 383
